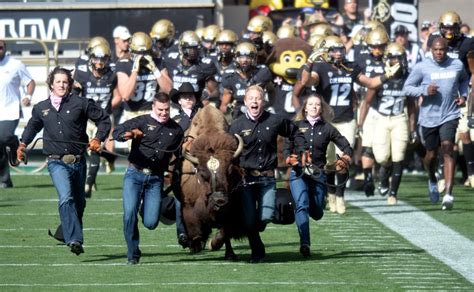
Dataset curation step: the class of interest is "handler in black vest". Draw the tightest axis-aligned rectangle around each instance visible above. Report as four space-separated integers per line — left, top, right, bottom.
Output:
112 92 183 264
229 85 305 263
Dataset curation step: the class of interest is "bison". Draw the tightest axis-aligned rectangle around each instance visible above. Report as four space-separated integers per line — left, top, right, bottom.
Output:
178 105 246 259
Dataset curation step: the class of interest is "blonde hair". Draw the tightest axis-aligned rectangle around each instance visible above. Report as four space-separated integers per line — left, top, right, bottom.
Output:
244 85 265 100
294 94 334 122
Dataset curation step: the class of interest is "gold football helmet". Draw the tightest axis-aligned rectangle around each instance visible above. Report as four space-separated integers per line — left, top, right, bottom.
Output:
308 34 325 48
235 42 257 72
276 25 296 38
366 28 389 46
310 22 334 37
384 42 406 58
247 15 273 33
195 27 205 40
150 19 175 41
89 43 111 72
366 27 389 58
203 24 221 42
216 29 239 44
130 32 152 53
439 11 461 40
365 20 385 32
179 31 201 48
263 31 278 46
87 36 110 55
320 35 345 63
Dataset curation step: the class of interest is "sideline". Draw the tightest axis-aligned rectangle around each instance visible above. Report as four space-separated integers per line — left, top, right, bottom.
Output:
346 192 474 284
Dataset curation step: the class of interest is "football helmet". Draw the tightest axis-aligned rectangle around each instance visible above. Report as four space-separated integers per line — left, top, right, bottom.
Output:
203 24 221 43
216 29 238 59
308 34 325 48
384 42 408 75
179 31 201 62
89 43 111 73
130 32 153 54
320 35 345 64
310 22 334 37
87 36 110 55
263 31 278 47
235 42 257 72
247 15 273 33
195 27 205 40
439 11 461 40
366 27 389 58
150 19 175 42
277 25 296 39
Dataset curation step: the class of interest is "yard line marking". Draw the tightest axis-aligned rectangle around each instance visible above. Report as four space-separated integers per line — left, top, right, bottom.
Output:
0 281 385 287
346 192 474 284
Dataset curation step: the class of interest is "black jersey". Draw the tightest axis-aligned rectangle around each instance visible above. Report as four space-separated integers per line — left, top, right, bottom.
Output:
353 44 370 68
374 74 408 116
160 40 180 63
428 32 474 75
115 56 165 112
312 61 362 123
74 66 117 114
270 76 296 120
165 54 216 99
221 65 272 118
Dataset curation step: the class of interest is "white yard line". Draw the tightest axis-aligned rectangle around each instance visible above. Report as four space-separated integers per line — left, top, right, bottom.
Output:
346 191 474 284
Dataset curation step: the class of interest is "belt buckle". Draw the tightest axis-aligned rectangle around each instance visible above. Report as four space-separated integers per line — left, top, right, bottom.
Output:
62 154 76 164
142 168 152 175
250 170 261 176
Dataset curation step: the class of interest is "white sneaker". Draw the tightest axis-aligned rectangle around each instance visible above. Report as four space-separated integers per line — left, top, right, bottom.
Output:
441 194 454 210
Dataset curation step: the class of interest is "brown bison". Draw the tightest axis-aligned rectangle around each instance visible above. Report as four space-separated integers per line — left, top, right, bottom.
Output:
179 105 246 259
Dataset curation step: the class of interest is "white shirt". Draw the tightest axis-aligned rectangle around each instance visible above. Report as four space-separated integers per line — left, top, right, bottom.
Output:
0 55 33 121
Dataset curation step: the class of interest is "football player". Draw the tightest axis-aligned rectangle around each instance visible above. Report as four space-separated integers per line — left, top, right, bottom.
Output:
219 42 272 120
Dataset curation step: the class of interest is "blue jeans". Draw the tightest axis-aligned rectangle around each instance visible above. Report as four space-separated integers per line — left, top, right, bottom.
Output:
174 199 186 236
122 167 163 261
289 170 327 246
47 156 87 245
242 175 276 232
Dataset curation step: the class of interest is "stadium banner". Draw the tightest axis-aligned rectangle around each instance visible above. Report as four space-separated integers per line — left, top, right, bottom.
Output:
372 0 419 43
0 8 214 51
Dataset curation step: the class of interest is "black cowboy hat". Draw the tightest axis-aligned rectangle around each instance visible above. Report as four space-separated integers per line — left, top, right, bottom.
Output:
170 82 198 104
159 196 177 225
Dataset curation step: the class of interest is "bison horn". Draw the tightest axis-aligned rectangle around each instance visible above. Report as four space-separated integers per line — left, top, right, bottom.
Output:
182 148 199 165
233 134 244 158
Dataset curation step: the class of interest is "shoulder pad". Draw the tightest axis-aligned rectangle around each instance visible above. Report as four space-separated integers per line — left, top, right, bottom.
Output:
168 52 179 59
224 68 235 74
80 54 89 61
119 59 130 63
77 64 88 72
256 64 267 69
201 57 212 64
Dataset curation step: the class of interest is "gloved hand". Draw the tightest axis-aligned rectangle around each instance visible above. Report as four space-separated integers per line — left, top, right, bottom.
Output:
285 154 299 166
383 61 401 80
410 131 418 144
132 55 143 73
16 142 27 163
336 154 352 172
88 138 101 152
143 55 162 79
307 47 328 64
122 129 144 140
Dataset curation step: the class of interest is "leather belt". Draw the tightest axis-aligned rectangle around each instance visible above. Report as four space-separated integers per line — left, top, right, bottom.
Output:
48 154 82 164
129 163 160 176
246 169 275 177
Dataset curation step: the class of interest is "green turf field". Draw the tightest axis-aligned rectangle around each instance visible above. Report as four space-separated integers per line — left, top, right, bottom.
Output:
0 174 473 291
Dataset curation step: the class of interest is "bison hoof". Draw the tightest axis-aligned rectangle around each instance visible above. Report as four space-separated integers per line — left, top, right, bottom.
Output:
224 252 238 261
208 234 225 251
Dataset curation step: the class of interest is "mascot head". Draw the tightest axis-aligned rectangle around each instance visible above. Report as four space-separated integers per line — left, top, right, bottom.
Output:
267 37 312 85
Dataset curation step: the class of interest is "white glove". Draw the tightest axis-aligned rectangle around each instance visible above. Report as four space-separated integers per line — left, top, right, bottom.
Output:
307 48 328 64
383 61 401 80
143 55 162 78
132 55 142 73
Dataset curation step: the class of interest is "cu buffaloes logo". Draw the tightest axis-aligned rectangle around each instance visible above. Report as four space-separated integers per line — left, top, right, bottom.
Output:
372 0 391 23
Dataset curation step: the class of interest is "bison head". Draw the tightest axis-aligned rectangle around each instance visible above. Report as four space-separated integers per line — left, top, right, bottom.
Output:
183 132 243 211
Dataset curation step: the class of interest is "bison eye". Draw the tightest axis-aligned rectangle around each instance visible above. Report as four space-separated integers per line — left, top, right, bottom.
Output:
296 54 303 62
283 54 291 63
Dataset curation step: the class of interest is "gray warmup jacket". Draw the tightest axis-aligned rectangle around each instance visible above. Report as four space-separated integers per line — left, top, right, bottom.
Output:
404 56 469 128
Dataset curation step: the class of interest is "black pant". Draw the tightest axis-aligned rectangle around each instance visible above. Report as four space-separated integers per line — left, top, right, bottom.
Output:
0 119 19 186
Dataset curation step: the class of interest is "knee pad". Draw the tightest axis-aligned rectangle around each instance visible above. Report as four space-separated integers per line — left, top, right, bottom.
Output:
362 147 374 159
